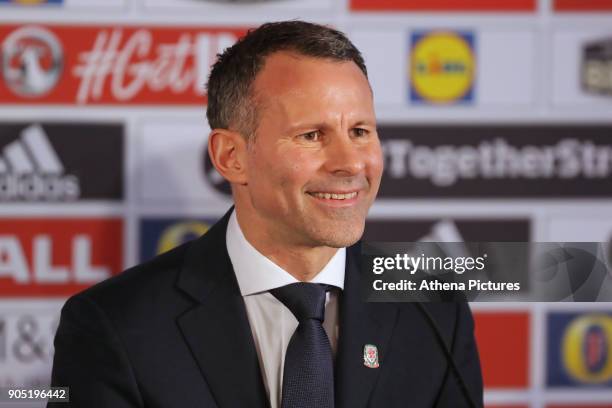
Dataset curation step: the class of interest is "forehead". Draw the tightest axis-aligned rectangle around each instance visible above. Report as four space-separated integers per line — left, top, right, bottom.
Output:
251 51 373 122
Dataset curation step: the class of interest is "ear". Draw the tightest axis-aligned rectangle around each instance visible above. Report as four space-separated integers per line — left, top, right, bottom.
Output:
207 128 249 185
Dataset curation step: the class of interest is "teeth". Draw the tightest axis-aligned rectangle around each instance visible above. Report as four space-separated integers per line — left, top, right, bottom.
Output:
311 192 357 200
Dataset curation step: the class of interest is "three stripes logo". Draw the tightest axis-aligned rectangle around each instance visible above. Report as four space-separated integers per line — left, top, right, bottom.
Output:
0 124 80 201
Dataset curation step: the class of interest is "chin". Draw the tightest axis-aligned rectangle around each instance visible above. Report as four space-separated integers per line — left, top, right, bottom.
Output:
309 224 365 248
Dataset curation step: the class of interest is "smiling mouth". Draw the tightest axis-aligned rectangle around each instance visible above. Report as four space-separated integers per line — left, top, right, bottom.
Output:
307 191 358 200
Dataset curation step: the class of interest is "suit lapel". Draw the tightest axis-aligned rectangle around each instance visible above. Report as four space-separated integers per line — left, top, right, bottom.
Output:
175 209 269 408
336 243 399 408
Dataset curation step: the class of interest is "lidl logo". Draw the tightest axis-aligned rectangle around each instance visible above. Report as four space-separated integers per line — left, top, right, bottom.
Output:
140 218 219 262
409 31 476 104
547 312 612 386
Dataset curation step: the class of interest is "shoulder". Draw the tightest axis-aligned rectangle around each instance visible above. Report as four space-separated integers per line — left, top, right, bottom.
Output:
61 240 197 326
91 240 189 297
65 208 233 322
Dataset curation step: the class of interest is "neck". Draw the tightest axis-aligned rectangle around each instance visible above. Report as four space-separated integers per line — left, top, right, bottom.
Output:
234 208 338 282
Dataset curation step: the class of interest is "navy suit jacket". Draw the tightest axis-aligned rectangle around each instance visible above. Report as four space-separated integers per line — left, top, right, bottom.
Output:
49 209 483 407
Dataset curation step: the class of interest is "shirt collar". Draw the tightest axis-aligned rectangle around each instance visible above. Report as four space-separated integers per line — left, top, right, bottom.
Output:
226 209 345 296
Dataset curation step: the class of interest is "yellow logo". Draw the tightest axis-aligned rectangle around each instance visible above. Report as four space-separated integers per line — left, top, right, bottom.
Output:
8 0 59 4
562 314 612 384
157 221 210 255
410 31 475 104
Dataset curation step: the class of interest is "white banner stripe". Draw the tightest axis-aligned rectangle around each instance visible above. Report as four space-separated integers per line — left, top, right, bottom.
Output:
21 124 64 174
3 141 34 174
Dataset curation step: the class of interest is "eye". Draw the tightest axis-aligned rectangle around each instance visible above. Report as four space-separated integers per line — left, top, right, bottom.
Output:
352 128 369 137
298 130 321 142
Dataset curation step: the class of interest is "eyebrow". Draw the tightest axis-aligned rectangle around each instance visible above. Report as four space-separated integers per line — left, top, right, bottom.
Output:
351 120 376 128
287 120 376 133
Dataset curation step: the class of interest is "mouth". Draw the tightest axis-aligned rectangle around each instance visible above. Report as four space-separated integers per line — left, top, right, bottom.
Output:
306 190 361 207
307 191 358 200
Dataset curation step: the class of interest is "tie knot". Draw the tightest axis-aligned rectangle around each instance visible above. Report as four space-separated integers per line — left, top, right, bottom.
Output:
270 282 328 322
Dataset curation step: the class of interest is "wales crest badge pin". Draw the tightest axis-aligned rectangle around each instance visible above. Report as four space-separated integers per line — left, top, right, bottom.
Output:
363 344 379 368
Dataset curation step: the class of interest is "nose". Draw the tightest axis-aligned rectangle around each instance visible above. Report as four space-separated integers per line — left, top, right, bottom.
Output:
323 132 366 176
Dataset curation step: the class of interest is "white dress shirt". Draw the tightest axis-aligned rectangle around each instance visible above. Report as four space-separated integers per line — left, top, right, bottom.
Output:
226 210 345 408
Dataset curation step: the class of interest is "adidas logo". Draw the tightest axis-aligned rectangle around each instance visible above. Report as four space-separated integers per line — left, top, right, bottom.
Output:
0 124 81 201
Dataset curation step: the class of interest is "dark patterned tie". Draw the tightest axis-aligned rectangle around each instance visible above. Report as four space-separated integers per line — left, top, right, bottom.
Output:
270 283 334 408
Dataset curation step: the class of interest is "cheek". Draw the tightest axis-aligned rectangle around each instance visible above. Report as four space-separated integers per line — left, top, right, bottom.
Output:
366 144 384 180
256 150 313 197
279 149 319 182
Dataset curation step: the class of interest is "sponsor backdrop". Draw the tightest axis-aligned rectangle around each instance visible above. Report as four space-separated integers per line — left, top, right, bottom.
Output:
1 0 611 407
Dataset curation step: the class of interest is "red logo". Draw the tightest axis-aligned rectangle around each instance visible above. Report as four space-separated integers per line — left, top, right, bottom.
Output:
554 0 612 11
0 218 123 296
548 406 612 408
0 24 247 105
1 26 63 98
585 324 607 372
487 406 528 408
350 0 535 12
473 312 530 388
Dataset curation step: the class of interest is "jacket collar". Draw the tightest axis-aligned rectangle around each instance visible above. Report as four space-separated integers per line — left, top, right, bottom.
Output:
175 207 399 408
336 242 399 408
175 207 270 408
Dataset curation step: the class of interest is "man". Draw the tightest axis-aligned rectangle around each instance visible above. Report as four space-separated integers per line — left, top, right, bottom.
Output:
49 21 483 408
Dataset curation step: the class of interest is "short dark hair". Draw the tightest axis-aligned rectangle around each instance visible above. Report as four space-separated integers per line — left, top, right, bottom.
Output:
206 20 368 139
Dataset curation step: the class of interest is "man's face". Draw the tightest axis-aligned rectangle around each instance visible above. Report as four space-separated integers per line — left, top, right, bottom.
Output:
238 51 383 249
